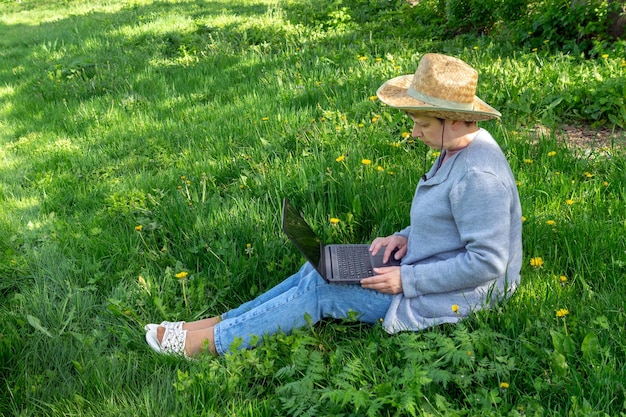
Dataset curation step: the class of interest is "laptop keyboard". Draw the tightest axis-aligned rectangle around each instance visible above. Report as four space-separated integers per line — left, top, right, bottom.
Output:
335 246 373 279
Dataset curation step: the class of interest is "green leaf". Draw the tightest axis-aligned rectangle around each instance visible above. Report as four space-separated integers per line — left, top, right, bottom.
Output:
581 332 600 361
26 314 53 338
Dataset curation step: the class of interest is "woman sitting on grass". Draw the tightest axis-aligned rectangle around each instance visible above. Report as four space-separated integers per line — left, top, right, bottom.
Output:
145 53 523 357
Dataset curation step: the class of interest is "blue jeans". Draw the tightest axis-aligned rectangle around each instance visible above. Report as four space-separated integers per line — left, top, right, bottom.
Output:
213 262 394 355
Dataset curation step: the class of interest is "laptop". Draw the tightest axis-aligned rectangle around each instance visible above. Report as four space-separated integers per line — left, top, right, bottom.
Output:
281 198 401 284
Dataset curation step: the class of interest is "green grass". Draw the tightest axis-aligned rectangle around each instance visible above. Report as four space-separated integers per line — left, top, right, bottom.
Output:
1 0 625 416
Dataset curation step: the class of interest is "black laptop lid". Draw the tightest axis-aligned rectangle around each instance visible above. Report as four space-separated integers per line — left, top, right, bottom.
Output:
281 198 323 271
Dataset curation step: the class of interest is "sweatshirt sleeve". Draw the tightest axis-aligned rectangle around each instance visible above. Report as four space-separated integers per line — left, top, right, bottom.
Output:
400 170 512 298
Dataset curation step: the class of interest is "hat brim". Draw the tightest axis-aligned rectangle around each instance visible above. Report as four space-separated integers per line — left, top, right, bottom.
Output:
376 75 501 122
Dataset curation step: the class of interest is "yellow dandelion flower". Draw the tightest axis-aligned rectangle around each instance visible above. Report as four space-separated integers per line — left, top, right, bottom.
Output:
451 304 459 313
358 123 364 128
135 225 143 232
546 220 556 226
524 159 533 164
473 46 479 50
547 151 556 157
602 181 609 187
601 54 609 59
559 275 568 283
330 217 340 225
369 95 378 101
320 117 326 122
336 155 345 163
371 116 379 123
401 131 411 139
566 199 574 205
530 257 544 268
175 271 189 279
500 382 510 389
358 55 367 61
521 216 527 222
556 308 569 318
361 159 372 165
584 171 594 178
261 117 269 121
554 171 561 175
375 57 382 62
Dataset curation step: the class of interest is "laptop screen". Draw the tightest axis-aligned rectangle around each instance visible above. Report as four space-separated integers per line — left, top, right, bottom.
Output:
281 198 323 270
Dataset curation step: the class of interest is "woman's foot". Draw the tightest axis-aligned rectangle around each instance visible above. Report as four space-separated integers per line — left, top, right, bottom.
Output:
154 325 217 356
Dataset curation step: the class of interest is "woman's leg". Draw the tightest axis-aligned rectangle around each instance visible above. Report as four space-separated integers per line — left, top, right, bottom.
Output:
212 264 393 355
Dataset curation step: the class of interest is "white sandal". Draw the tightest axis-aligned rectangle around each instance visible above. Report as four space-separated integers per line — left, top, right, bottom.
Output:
145 322 188 357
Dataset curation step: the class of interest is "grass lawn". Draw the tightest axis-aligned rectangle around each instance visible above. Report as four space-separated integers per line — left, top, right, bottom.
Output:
1 0 625 415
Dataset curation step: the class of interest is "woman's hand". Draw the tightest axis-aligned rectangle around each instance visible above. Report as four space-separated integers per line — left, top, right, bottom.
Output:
362 234 407 294
361 266 403 294
369 235 408 263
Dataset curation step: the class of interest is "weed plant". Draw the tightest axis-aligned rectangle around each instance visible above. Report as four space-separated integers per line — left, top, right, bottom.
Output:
1 0 625 416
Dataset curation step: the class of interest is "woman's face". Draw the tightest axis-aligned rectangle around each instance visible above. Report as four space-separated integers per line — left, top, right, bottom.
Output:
407 113 445 149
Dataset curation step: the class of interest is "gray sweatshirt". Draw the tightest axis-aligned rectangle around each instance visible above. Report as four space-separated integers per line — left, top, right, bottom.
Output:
383 128 523 333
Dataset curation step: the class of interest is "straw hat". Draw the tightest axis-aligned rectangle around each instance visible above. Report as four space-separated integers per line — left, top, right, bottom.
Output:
376 53 501 121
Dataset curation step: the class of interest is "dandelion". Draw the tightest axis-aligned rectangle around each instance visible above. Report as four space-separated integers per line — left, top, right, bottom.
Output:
530 257 544 268
135 225 143 232
358 55 367 61
566 199 574 205
330 217 340 225
524 159 533 164
361 159 372 165
261 117 269 121
473 46 479 50
451 304 459 313
401 131 411 139
358 123 364 128
546 220 556 226
369 95 378 101
601 54 609 59
175 271 189 279
602 181 609 187
547 151 556 157
375 57 382 63
500 382 510 389
556 308 569 318
336 155 345 163
521 216 527 222
559 275 568 283
584 171 594 178
377 166 384 172
371 115 380 123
